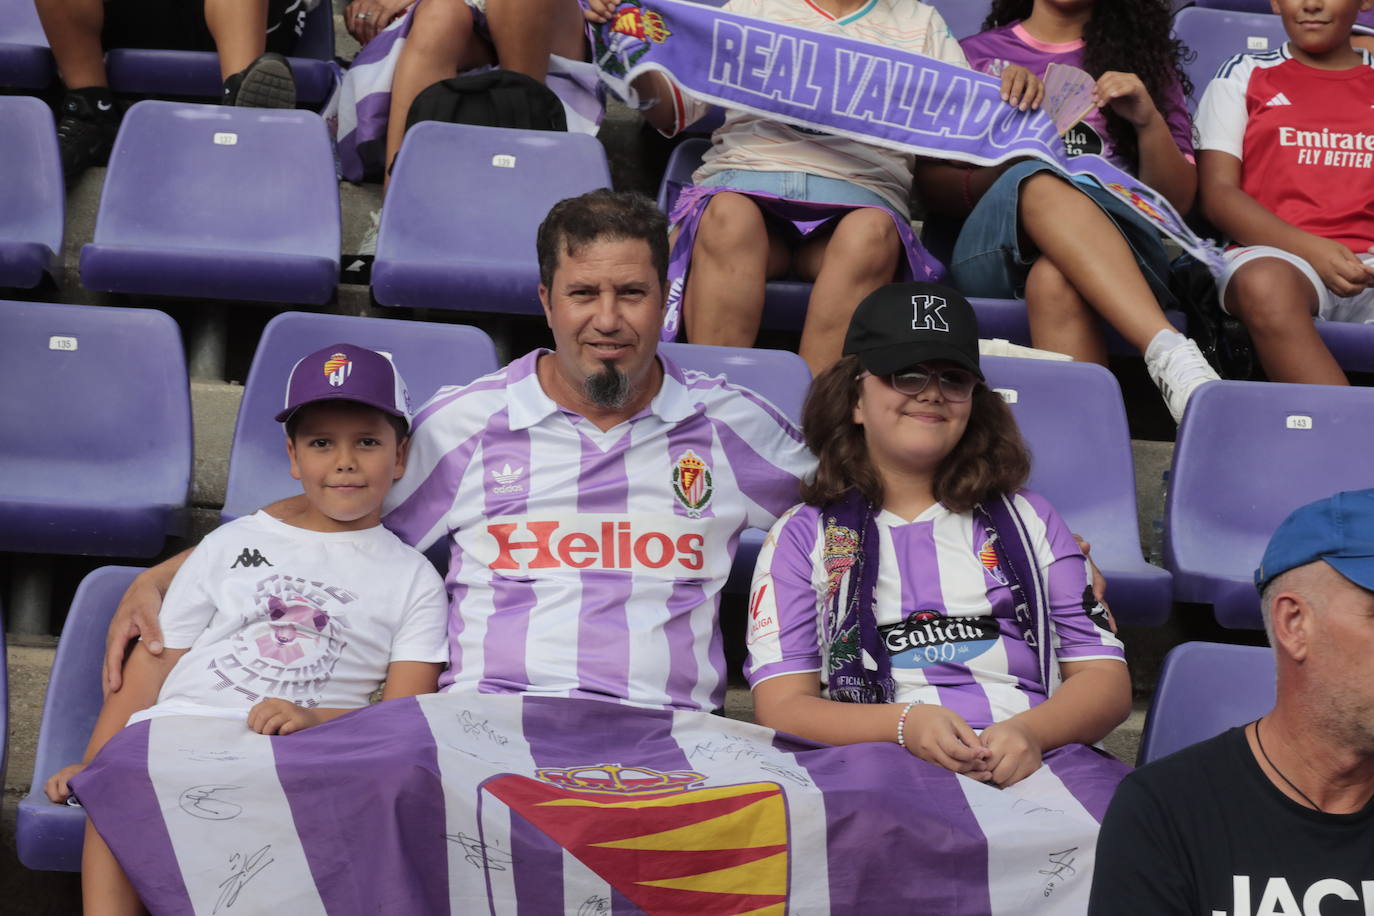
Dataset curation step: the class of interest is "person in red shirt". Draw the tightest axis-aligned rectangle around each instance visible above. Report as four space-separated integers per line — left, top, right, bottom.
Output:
1197 0 1374 384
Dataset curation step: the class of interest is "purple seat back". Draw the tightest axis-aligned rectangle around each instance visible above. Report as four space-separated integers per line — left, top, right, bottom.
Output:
0 96 63 288
17 566 142 871
981 355 1172 625
0 0 53 88
1137 641 1275 764
1193 0 1271 9
0 301 191 556
80 101 339 304
926 0 991 39
658 342 810 594
1165 381 1374 628
223 312 500 521
104 0 336 102
1172 7 1290 108
1315 321 1374 373
373 122 612 314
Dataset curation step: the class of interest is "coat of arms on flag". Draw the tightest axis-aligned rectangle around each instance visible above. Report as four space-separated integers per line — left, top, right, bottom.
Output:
672 450 713 517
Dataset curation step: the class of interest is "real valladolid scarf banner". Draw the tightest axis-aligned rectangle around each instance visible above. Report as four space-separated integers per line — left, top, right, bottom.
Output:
590 0 1224 274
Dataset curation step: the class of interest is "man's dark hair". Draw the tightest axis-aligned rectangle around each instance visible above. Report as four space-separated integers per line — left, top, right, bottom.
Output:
285 401 409 443
536 189 669 291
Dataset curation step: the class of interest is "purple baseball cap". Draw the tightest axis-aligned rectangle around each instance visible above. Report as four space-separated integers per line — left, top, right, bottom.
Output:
275 343 411 430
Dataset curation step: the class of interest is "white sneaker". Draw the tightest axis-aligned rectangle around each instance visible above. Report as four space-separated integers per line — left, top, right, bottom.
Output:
1145 337 1219 423
342 209 380 285
978 338 1072 361
358 208 380 257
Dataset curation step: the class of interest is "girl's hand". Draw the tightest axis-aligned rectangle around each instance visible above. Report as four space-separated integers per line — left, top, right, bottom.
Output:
584 0 617 25
1094 71 1159 130
1000 64 1044 112
979 719 1043 787
248 698 321 735
344 0 410 45
45 763 86 803
902 705 992 780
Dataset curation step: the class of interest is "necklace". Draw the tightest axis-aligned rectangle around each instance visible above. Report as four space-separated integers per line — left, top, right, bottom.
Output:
1253 717 1324 813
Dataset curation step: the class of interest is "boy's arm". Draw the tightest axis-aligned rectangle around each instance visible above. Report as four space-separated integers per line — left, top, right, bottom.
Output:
246 661 442 736
1199 149 1374 296
47 644 188 801
379 661 444 701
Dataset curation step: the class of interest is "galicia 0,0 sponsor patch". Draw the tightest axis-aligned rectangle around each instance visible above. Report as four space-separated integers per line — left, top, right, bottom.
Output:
880 610 1000 669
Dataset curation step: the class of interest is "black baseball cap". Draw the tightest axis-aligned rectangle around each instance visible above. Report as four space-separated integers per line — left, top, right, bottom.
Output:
842 282 982 379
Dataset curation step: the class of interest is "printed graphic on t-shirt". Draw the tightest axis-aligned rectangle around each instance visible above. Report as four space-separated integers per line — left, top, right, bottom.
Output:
1061 120 1104 158
881 610 999 668
208 573 356 706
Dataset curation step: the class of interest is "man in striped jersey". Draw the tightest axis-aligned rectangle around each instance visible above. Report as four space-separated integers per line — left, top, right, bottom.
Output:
105 189 814 714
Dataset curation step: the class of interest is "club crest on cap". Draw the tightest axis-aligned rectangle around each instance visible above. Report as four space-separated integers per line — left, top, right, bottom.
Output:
911 295 950 333
323 353 352 388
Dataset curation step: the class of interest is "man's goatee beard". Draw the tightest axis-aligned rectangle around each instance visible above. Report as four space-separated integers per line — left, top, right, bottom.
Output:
584 360 632 410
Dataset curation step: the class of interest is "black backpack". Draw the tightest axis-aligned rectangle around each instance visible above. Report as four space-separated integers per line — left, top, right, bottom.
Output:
404 69 567 134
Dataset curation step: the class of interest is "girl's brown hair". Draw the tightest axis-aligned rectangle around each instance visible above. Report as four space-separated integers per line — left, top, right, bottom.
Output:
800 355 1031 513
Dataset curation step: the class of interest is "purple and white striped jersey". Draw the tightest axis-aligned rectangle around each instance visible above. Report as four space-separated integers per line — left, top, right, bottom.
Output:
746 491 1124 728
383 349 814 712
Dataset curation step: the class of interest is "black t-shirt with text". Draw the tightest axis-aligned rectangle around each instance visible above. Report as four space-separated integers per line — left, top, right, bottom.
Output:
1089 727 1374 916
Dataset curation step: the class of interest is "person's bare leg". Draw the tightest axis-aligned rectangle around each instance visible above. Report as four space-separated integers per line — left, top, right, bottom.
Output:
204 0 269 79
485 0 584 83
82 820 144 916
683 192 788 347
1225 258 1347 386
35 0 107 88
383 0 493 186
793 207 900 375
1025 255 1109 364
1017 172 1174 354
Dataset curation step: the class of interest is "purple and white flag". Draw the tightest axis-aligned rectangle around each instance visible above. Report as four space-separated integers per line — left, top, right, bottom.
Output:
589 0 1226 278
73 695 1127 915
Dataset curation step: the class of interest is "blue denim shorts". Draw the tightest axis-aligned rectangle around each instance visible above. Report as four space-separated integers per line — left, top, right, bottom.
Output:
948 160 1174 305
700 169 895 213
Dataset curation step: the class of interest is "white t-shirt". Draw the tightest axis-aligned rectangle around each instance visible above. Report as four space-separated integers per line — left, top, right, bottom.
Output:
133 511 448 723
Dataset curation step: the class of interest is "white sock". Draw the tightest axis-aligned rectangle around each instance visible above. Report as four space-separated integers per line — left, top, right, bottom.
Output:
1145 329 1186 361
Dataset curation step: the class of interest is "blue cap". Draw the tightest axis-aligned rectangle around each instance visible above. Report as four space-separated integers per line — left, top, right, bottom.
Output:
1255 489 1374 593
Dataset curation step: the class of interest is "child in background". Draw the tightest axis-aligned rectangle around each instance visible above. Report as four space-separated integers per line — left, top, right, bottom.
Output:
917 0 1218 423
45 343 449 916
1197 0 1374 385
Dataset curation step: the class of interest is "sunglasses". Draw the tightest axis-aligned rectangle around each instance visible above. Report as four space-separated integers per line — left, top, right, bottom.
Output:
858 366 980 402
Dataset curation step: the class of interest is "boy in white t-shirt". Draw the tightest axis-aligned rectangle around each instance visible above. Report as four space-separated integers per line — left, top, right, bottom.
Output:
44 343 449 916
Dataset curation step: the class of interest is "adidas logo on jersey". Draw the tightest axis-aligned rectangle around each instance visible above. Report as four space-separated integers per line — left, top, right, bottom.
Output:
231 548 273 568
490 463 526 495
1264 92 1292 107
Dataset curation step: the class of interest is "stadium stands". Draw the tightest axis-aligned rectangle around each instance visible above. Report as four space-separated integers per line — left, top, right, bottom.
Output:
222 312 501 521
79 101 339 304
1164 381 1374 629
658 342 811 594
104 0 337 103
1137 641 1275 764
0 0 53 90
0 301 191 557
372 121 612 314
1172 7 1289 108
0 96 63 289
982 355 1173 626
17 565 142 871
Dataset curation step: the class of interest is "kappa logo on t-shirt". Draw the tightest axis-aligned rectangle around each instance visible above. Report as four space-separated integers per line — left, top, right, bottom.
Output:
230 548 273 569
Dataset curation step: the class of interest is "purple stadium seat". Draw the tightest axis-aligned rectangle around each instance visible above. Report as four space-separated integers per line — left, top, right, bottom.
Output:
222 311 500 521
981 355 1172 626
373 121 612 314
1137 641 1275 764
80 101 339 304
926 0 990 39
17 566 142 871
104 0 336 103
659 342 811 593
1172 7 1289 108
1165 381 1374 628
0 96 63 288
1315 321 1374 374
0 0 53 89
1193 0 1271 10
0 301 190 556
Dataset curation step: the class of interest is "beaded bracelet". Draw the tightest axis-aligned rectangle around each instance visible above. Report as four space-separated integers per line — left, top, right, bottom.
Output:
895 700 921 748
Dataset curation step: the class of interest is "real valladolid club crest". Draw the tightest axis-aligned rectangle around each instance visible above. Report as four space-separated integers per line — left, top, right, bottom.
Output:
594 0 671 80
822 517 859 598
323 352 352 388
672 450 713 517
